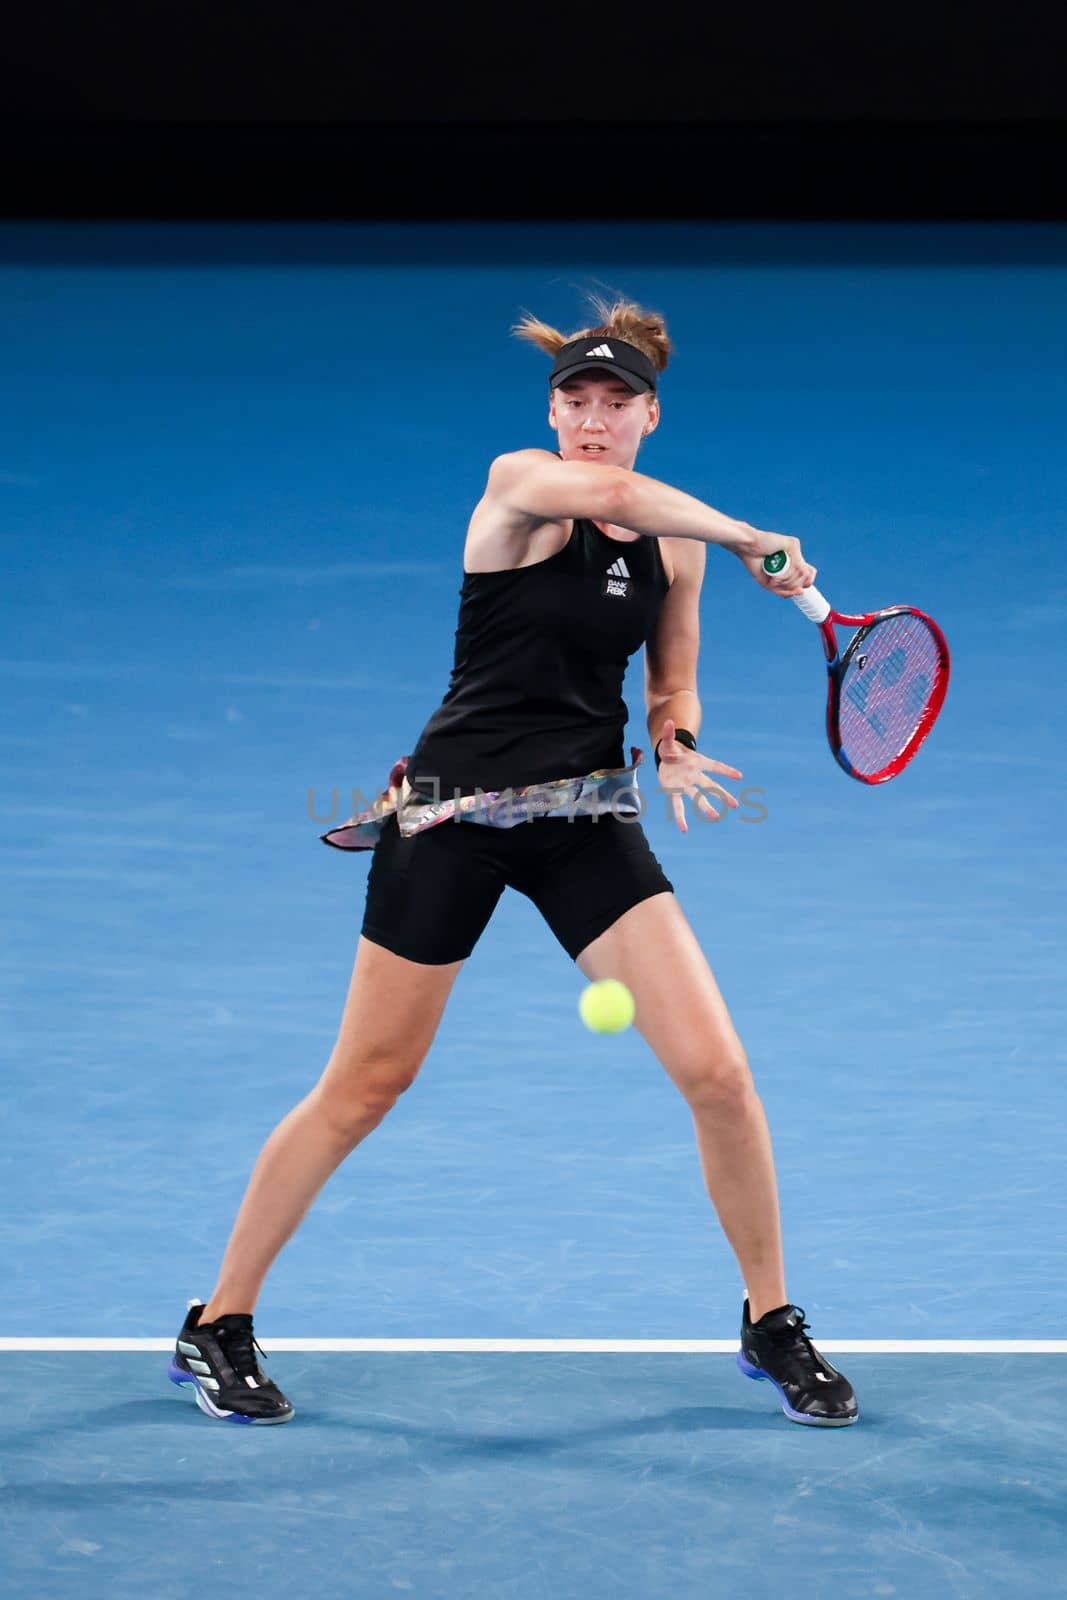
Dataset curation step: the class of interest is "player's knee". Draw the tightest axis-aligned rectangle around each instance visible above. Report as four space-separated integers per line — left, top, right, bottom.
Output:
314 1053 423 1139
675 1048 752 1109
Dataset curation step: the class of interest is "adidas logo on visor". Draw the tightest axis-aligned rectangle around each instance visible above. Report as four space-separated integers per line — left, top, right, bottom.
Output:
585 344 614 358
606 557 630 579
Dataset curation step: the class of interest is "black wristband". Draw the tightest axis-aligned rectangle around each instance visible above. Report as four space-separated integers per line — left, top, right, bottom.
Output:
655 727 697 769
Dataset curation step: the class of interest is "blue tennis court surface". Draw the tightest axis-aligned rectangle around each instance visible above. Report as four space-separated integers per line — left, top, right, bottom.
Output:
4 1353 1065 1599
1 222 1065 1597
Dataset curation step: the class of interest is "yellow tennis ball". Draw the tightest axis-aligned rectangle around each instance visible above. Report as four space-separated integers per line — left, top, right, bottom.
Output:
579 978 635 1035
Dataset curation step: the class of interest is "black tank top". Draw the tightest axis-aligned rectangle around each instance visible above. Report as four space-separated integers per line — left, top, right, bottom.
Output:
406 518 670 798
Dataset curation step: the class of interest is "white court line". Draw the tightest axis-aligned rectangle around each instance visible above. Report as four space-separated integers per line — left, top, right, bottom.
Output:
1 1339 1065 1354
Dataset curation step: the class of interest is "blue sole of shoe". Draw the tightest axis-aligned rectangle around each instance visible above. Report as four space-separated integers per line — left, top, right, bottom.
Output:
167 1358 294 1424
736 1350 858 1427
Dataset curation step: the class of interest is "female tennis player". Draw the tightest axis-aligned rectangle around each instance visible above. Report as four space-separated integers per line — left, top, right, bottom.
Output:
169 296 859 1429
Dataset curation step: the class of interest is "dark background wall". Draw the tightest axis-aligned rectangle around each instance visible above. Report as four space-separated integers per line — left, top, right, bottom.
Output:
3 1 1065 217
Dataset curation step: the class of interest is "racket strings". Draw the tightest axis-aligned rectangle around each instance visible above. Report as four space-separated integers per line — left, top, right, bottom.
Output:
837 613 945 777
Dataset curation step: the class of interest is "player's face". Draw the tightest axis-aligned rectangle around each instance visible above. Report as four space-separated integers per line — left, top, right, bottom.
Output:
549 373 658 469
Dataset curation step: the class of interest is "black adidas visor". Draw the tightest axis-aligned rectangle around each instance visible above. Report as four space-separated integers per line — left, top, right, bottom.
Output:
549 336 656 394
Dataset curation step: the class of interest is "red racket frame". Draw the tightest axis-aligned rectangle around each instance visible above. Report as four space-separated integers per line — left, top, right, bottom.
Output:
817 603 951 784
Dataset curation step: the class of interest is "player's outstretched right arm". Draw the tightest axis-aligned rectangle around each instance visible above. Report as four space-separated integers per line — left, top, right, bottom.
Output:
486 450 630 528
488 449 816 595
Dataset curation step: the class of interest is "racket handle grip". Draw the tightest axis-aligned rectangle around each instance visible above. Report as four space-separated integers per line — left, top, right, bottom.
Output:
762 551 831 623
791 584 831 623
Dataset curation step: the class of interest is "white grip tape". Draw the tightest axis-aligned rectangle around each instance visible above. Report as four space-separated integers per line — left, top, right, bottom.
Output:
791 584 831 624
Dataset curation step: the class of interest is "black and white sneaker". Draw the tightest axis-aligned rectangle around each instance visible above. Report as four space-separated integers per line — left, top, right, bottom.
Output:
737 1299 858 1427
168 1300 294 1424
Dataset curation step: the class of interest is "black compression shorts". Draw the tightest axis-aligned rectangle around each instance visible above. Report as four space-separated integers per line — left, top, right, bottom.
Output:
361 811 674 966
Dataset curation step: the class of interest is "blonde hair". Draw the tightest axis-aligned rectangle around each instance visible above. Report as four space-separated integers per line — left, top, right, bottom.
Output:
511 292 672 378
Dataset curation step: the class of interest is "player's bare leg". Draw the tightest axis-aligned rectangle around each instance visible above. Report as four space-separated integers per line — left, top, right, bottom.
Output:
576 891 788 1322
200 937 464 1321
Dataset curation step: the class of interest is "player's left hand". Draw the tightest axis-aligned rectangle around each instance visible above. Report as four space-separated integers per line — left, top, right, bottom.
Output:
655 717 742 834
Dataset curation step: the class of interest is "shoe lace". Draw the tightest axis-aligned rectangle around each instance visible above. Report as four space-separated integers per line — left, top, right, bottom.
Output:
219 1322 268 1380
763 1308 812 1348
759 1307 840 1383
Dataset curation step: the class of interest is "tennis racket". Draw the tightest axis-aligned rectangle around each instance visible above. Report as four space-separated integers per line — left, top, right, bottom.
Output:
762 552 950 784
